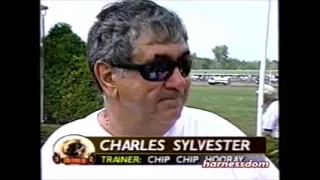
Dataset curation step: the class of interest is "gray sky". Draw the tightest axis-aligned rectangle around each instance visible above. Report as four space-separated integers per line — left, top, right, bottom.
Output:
41 0 278 61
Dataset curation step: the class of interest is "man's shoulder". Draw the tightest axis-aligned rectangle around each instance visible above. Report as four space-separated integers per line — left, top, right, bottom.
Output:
181 107 246 136
44 118 87 140
41 109 104 179
42 121 84 153
41 109 102 150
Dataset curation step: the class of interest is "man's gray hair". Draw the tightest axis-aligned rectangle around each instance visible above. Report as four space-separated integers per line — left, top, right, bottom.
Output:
87 0 189 93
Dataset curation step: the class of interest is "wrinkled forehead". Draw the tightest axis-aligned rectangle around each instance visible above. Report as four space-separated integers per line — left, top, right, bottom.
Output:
133 42 189 64
131 30 189 64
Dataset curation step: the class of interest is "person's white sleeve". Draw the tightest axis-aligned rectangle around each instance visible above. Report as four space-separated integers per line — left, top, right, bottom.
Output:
262 102 279 130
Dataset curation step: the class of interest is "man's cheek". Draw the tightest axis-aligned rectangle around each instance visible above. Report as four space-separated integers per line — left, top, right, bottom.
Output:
184 80 191 93
184 78 191 88
124 82 147 101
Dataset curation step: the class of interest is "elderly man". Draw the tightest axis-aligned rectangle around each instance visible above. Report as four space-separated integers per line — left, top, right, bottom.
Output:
41 0 279 179
257 84 279 139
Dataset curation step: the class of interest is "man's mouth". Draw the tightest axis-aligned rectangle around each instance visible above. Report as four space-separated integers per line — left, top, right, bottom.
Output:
160 97 176 101
159 94 184 102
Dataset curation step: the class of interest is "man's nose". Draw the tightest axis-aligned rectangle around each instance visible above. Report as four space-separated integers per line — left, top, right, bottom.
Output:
164 68 187 92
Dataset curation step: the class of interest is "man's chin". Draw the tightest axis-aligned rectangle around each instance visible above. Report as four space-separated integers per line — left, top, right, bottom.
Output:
157 107 183 124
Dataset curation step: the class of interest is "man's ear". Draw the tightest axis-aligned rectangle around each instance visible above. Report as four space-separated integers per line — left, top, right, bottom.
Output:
94 61 115 96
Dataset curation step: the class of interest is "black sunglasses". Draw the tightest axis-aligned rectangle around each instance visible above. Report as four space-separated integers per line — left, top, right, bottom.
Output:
111 52 192 82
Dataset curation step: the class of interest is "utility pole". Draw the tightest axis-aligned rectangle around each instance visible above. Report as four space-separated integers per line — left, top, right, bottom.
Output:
256 0 271 136
41 5 48 123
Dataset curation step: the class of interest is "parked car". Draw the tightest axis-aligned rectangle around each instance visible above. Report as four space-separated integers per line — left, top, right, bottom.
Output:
208 76 230 86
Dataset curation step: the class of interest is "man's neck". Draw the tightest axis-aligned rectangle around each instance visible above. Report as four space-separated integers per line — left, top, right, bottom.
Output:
98 107 175 136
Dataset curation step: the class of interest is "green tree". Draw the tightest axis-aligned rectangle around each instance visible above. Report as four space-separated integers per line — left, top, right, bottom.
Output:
191 53 202 69
212 45 230 69
43 23 102 124
212 45 229 62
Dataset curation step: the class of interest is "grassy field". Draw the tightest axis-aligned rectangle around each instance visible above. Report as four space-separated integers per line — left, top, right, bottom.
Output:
42 85 259 136
187 85 258 136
